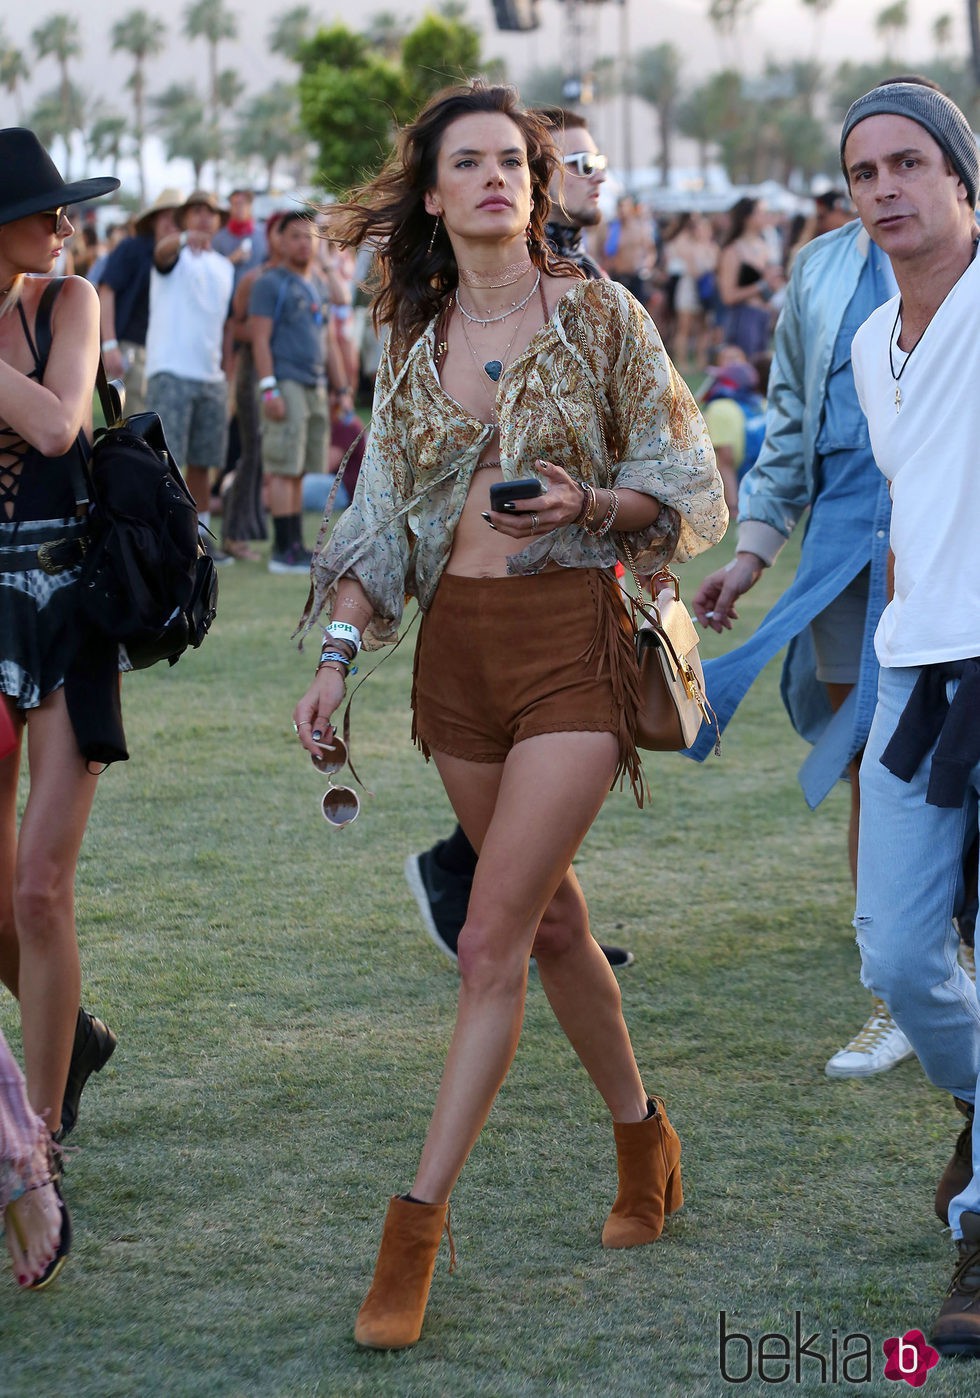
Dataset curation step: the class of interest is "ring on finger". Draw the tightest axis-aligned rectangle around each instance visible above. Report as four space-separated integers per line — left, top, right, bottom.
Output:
530 512 539 531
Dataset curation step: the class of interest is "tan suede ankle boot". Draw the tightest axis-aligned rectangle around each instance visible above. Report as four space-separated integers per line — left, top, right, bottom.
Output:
354 1195 455 1349
601 1096 683 1249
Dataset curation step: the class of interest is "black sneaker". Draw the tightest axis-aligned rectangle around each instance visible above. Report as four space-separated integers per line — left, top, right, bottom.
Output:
404 844 635 969
60 1009 117 1139
601 944 635 968
268 543 313 575
404 844 469 962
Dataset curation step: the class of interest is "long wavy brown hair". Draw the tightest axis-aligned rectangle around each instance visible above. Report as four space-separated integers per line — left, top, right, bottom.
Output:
323 82 582 346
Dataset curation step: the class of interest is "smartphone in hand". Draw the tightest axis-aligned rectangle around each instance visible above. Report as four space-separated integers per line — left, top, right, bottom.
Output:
489 478 544 512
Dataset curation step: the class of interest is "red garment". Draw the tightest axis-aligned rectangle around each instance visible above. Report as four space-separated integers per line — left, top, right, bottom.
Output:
331 416 366 496
0 699 14 759
226 218 254 238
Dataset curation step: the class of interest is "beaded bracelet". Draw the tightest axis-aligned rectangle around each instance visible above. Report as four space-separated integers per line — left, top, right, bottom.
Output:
590 489 620 539
318 648 353 668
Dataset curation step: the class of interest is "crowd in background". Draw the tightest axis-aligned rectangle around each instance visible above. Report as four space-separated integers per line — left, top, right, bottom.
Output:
38 180 856 572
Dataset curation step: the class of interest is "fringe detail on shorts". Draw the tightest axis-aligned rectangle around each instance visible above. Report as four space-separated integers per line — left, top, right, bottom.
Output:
410 616 431 761
582 571 647 809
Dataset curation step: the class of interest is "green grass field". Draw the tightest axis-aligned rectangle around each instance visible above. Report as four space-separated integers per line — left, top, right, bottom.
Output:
0 523 975 1397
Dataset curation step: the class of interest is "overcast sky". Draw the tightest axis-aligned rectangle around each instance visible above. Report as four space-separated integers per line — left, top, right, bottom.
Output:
1 0 969 189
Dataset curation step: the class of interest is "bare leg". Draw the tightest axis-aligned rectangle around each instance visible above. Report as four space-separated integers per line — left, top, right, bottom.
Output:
531 874 646 1121
411 732 647 1204
267 476 303 519
16 690 98 1123
185 464 212 516
0 701 23 996
674 308 693 368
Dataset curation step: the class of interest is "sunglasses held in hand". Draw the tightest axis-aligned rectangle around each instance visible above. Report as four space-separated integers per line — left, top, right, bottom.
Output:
311 735 360 828
561 152 608 178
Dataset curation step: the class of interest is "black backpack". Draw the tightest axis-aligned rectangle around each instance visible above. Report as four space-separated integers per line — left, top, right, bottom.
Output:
37 280 218 670
74 391 218 669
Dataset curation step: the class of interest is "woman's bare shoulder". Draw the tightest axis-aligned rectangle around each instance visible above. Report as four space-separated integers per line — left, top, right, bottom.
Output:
20 274 97 315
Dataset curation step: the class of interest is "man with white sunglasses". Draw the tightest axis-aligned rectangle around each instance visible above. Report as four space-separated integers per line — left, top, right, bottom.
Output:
541 108 609 280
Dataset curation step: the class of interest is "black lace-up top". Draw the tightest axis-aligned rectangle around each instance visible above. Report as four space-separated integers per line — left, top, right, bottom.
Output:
0 297 78 522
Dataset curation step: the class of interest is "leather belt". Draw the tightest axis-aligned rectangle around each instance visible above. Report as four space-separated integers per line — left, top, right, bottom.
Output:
0 536 88 575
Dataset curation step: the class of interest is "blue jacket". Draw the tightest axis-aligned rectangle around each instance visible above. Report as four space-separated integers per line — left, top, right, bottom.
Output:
737 220 872 564
687 220 895 808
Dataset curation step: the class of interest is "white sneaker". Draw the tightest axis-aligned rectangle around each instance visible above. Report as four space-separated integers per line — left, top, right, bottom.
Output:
958 941 977 982
824 998 915 1078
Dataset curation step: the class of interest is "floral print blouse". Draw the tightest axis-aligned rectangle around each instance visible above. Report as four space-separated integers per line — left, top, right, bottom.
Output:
301 277 726 648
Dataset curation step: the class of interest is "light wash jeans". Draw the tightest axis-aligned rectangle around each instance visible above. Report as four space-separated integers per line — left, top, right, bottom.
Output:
856 664 980 1238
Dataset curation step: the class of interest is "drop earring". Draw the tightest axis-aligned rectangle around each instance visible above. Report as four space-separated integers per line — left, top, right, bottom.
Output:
427 215 441 256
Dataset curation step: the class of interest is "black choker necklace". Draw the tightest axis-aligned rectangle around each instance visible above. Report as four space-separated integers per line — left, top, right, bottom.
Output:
888 236 980 414
887 303 919 414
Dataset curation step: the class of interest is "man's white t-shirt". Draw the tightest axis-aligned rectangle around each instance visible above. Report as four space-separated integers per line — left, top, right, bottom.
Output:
852 246 980 669
146 245 233 383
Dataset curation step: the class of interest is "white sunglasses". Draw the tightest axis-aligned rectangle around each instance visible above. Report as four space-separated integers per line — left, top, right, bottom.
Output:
562 152 608 178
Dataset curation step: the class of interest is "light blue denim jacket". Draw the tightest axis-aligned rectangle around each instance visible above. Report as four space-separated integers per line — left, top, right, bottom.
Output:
687 221 896 808
737 220 874 565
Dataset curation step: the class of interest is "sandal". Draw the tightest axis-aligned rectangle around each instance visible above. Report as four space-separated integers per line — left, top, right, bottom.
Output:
4 1175 71 1290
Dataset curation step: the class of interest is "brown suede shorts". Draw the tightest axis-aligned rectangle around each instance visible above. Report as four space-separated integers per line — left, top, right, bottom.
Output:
411 567 644 803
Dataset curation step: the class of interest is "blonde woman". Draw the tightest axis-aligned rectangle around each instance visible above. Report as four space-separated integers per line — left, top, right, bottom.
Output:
0 128 120 1282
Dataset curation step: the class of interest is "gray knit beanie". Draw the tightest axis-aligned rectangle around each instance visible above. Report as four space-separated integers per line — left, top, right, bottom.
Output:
840 82 979 207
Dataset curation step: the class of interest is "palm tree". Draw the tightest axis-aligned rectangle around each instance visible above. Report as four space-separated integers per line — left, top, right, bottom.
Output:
874 0 909 61
269 6 315 63
706 0 760 66
365 11 411 60
234 82 305 188
215 67 245 118
0 25 29 122
933 12 954 59
183 0 238 134
30 80 86 164
631 43 682 184
153 81 215 186
89 110 129 181
111 10 167 204
799 0 836 57
31 13 81 174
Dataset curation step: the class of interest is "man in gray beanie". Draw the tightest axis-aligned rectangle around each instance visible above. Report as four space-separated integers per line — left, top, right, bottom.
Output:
840 81 979 209
842 84 980 1357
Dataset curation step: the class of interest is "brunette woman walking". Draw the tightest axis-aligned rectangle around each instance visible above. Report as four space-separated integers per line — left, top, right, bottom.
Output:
293 84 726 1349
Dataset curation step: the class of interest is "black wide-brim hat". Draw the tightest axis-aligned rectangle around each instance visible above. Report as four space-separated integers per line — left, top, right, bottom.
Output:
0 127 119 225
